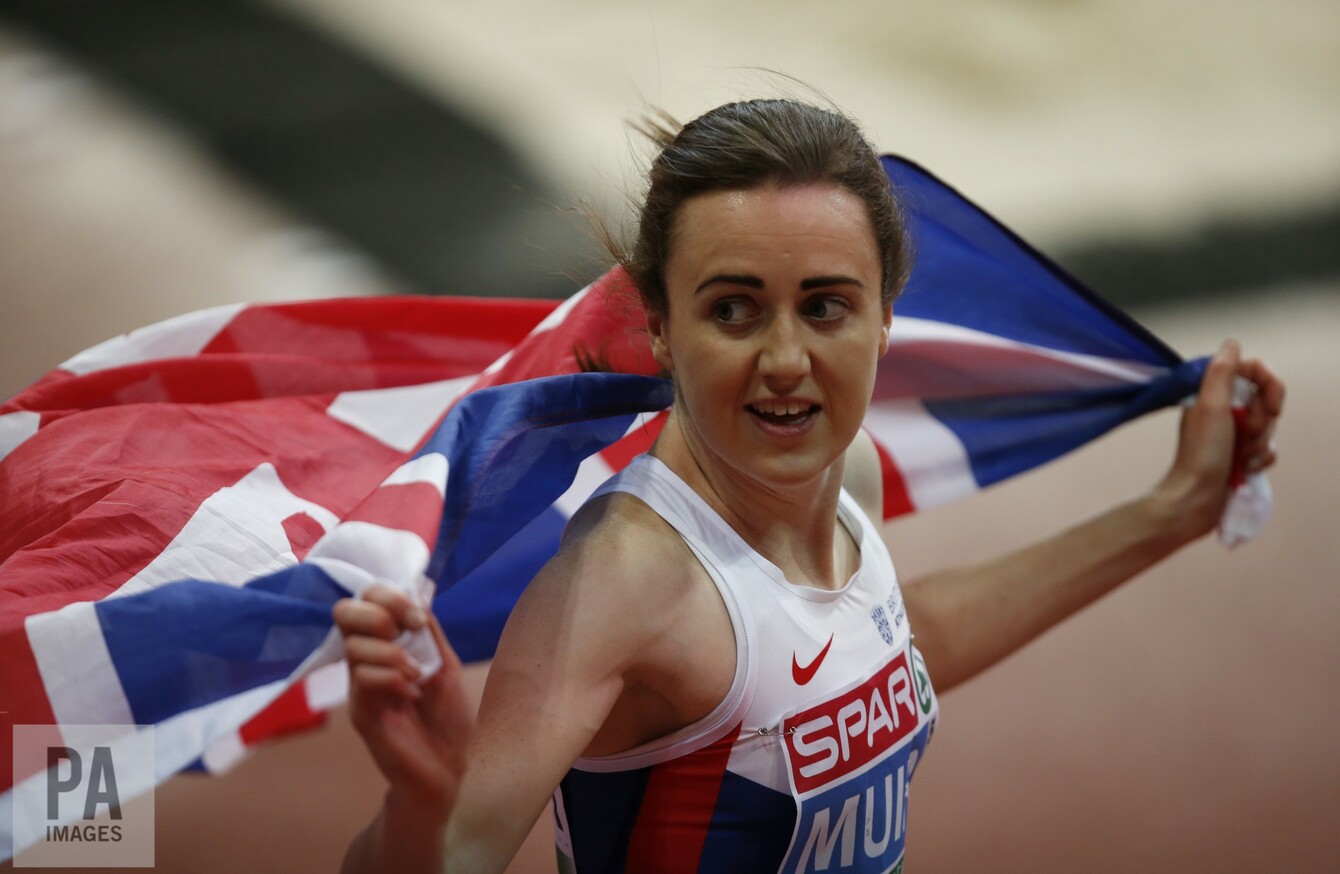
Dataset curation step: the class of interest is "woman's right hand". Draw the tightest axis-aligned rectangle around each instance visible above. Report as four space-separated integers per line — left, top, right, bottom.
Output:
333 585 474 823
335 507 680 873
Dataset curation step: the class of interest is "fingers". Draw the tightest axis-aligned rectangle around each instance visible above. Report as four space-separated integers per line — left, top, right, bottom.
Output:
1232 354 1286 473
1195 341 1285 449
348 662 423 703
334 584 427 639
334 584 441 706
1197 338 1241 412
345 633 426 682
1237 356 1286 417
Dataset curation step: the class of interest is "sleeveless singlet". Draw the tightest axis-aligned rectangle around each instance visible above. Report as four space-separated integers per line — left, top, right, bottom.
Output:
553 455 938 874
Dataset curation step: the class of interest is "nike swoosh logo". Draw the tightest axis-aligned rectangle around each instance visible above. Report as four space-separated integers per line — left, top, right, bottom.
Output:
792 633 835 686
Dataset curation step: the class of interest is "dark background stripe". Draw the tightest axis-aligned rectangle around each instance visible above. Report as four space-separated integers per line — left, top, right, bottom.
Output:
3 0 1335 306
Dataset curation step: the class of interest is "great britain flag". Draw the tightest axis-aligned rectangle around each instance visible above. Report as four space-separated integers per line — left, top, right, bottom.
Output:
0 157 1258 859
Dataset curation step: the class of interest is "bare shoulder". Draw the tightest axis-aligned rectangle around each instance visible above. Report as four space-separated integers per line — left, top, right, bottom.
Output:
548 489 736 754
451 492 717 862
556 490 708 611
504 490 709 663
843 428 885 523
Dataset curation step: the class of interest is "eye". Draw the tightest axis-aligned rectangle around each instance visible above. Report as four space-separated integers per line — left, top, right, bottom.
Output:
803 295 849 321
710 298 754 324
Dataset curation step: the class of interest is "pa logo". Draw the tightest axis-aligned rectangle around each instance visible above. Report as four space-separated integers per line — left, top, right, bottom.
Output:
47 746 122 823
11 725 156 867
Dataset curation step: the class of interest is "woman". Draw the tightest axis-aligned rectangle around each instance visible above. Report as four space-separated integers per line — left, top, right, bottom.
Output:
334 99 1284 873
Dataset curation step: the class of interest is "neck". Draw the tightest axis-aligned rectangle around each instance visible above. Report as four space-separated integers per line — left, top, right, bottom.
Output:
650 409 854 590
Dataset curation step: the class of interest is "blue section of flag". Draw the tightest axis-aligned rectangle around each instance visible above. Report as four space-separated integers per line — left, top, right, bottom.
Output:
96 567 341 725
426 373 674 588
884 156 1181 366
931 356 1209 487
437 506 566 663
95 373 673 726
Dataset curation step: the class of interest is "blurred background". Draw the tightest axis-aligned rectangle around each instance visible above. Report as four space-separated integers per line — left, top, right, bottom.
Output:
1 0 1335 871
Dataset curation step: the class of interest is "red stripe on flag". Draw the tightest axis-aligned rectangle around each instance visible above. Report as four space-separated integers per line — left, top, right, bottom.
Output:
281 512 327 562
203 297 553 373
237 681 325 746
871 435 915 519
475 270 660 391
598 411 666 473
0 399 414 783
0 400 404 591
623 723 740 873
1 297 558 414
343 482 445 548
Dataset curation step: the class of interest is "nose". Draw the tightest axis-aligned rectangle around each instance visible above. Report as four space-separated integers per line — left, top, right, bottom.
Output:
757 313 810 389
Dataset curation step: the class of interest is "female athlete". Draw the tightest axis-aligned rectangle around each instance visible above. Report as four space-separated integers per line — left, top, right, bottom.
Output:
334 99 1284 873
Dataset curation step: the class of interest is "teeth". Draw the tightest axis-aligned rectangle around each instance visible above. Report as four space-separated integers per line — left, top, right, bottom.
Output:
751 401 812 416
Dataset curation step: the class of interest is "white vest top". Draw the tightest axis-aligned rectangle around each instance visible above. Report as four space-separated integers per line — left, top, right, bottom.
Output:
554 454 938 874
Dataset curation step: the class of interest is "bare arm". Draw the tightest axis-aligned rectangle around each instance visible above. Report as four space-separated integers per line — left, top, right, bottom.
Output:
847 340 1284 693
901 483 1204 691
335 499 698 873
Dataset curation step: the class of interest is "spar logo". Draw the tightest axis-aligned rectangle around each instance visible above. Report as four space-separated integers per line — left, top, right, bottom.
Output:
783 651 918 795
778 651 931 873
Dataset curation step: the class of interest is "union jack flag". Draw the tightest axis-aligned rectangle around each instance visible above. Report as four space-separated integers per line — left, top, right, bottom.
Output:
0 157 1256 860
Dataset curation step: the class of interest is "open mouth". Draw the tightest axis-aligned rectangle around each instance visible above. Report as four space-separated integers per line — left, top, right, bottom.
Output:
746 402 820 427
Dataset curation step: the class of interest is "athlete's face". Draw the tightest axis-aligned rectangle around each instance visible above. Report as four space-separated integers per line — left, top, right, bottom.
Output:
649 183 890 488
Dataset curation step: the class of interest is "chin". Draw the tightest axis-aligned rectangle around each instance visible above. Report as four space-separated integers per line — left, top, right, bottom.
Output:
737 451 839 490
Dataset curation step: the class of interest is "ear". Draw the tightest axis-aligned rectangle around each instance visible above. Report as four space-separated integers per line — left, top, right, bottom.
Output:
647 306 674 373
878 305 892 358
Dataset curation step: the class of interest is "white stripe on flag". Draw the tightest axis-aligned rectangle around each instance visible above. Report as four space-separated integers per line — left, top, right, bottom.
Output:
865 399 978 509
326 375 474 453
192 665 353 777
554 453 616 520
156 678 289 779
111 463 338 600
306 521 432 590
26 602 136 727
553 410 661 520
622 410 663 437
304 661 350 712
528 285 590 335
199 730 248 774
481 348 514 377
57 303 246 376
886 317 1164 397
0 410 40 462
383 451 449 495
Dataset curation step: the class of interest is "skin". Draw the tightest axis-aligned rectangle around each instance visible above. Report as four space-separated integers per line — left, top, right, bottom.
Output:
334 183 1285 874
646 183 891 590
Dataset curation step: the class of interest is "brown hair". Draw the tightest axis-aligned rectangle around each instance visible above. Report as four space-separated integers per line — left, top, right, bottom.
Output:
616 99 910 315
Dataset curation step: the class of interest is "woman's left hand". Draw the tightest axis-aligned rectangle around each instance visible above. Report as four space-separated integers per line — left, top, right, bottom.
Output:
900 339 1286 691
1156 339 1286 541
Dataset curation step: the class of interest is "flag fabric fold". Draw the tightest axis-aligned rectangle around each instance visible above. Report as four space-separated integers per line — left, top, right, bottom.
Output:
0 155 1260 861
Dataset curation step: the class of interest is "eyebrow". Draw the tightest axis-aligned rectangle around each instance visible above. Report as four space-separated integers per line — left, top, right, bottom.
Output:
694 274 760 294
693 274 865 294
801 275 865 291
